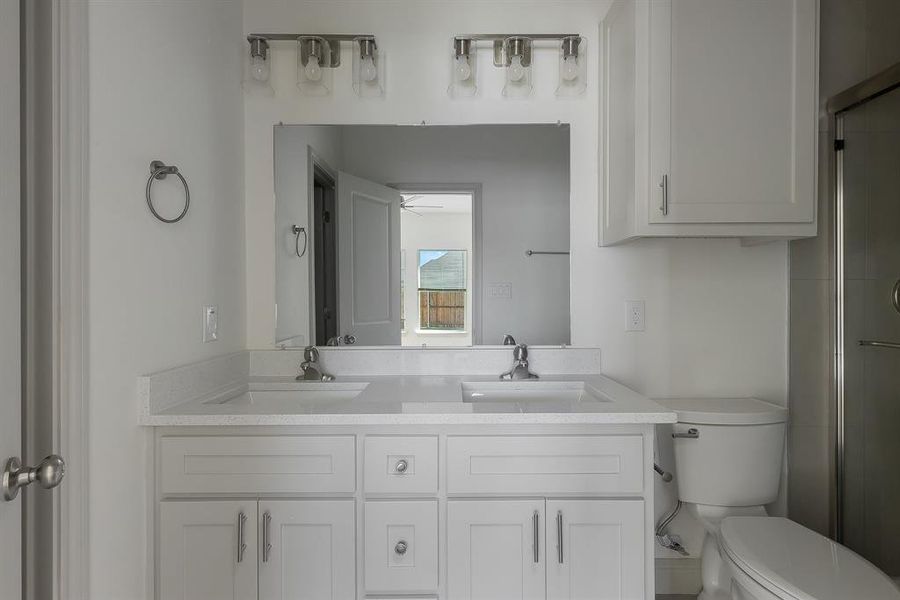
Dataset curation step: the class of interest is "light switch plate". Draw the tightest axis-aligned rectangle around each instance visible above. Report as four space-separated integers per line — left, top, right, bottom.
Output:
488 282 512 299
626 300 645 332
203 305 218 342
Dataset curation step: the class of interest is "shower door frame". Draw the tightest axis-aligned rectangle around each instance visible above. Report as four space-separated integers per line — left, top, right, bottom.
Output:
828 61 900 543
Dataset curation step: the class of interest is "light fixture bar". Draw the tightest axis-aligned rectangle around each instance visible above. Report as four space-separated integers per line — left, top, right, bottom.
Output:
248 33 375 42
453 34 581 68
248 34 376 69
454 34 578 41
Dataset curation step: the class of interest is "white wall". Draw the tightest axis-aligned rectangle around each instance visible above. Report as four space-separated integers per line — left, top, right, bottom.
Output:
274 125 343 345
401 211 473 346
87 2 246 598
340 125 571 346
243 0 790 559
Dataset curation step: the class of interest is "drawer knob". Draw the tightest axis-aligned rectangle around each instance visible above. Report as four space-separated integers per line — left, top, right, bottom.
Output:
395 459 408 473
394 540 408 555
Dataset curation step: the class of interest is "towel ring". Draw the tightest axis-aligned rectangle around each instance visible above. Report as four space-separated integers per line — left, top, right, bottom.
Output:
146 160 190 223
292 225 307 258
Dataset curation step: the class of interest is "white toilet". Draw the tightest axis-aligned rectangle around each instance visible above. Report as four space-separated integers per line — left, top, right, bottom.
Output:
658 397 900 600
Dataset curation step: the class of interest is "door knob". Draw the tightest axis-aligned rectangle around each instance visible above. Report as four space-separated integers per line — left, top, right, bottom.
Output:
3 455 66 501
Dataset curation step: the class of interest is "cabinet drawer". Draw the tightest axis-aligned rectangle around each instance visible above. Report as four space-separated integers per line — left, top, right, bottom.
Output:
364 436 438 495
364 500 438 594
447 435 643 495
160 435 356 495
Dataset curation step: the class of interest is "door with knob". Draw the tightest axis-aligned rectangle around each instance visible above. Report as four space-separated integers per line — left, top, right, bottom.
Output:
1 3 25 595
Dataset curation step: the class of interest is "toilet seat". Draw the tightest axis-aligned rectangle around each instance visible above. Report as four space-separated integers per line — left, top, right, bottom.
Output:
720 517 900 600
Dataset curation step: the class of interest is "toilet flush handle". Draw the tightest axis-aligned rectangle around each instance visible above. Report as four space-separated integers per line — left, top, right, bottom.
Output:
672 428 700 439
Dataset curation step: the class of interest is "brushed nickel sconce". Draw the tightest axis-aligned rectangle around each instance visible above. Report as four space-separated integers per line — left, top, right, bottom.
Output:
449 33 584 98
246 33 381 97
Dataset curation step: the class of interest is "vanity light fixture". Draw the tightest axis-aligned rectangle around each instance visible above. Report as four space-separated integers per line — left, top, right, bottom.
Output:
555 36 586 97
352 37 383 98
449 33 582 98
448 37 477 98
246 33 380 97
243 36 274 96
501 36 533 98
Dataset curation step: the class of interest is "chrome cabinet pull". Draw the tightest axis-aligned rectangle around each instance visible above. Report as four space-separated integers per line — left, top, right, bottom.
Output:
672 427 700 439
394 540 408 555
556 511 564 564
659 174 669 216
533 510 540 563
262 511 272 563
395 459 408 473
237 511 247 563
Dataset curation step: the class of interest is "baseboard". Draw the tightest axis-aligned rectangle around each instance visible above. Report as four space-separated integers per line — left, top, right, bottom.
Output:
656 557 702 596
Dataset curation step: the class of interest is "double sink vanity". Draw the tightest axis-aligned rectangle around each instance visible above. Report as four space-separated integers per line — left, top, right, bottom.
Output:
141 346 675 600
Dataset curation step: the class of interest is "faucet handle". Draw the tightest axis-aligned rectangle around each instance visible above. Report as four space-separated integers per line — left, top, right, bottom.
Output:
502 334 517 346
513 343 528 362
304 346 319 362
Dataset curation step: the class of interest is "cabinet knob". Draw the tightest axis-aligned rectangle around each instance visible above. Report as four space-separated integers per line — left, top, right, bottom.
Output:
395 459 408 473
394 540 408 555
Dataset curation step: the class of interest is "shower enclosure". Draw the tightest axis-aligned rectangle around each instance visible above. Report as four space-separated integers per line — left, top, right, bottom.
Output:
831 62 900 578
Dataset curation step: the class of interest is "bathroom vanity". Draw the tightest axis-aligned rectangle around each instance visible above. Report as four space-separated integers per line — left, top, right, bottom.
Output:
141 348 676 600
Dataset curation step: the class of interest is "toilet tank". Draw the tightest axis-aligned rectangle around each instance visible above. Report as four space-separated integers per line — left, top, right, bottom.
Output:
657 398 788 507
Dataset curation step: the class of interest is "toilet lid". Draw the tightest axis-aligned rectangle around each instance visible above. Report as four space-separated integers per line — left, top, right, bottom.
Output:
720 517 900 600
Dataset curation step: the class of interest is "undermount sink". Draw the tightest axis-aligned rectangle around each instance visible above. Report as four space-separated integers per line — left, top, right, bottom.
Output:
461 381 609 404
206 382 369 406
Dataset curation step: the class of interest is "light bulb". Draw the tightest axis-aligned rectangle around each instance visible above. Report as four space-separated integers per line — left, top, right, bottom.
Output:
304 59 322 82
360 55 378 82
562 55 579 82
250 55 270 82
508 55 525 82
454 55 471 82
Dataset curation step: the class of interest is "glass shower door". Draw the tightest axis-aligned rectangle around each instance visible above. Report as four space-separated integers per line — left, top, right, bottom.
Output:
838 83 900 578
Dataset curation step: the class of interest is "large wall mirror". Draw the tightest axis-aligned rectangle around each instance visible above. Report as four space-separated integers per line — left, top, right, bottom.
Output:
274 124 570 347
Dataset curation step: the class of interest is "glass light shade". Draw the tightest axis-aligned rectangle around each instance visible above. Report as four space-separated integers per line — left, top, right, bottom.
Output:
352 39 384 98
242 39 274 96
555 36 586 97
297 37 332 96
448 38 477 98
501 37 532 98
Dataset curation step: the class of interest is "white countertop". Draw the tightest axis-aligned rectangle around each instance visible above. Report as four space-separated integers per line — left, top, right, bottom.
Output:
141 373 677 426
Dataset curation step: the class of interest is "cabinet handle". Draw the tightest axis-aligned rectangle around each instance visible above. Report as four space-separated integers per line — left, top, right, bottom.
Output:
556 511 564 564
395 459 408 473
659 174 669 216
533 510 540 563
237 511 247 563
394 540 408 555
262 511 272 563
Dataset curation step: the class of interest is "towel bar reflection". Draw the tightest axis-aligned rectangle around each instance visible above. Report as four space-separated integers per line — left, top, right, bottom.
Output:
292 225 308 258
525 250 569 256
145 160 190 224
859 340 900 350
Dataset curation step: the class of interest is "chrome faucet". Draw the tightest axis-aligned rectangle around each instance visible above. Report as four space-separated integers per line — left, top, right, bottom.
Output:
297 346 334 381
502 333 517 345
500 344 539 380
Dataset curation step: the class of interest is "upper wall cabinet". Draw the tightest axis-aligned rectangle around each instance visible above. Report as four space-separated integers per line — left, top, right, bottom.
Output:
600 0 819 245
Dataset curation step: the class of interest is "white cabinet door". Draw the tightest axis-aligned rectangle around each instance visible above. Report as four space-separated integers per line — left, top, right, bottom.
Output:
546 500 644 600
159 500 257 600
447 500 545 600
648 0 817 224
258 500 356 600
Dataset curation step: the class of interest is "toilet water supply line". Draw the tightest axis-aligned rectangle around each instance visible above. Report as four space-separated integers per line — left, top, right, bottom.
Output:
654 440 690 556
